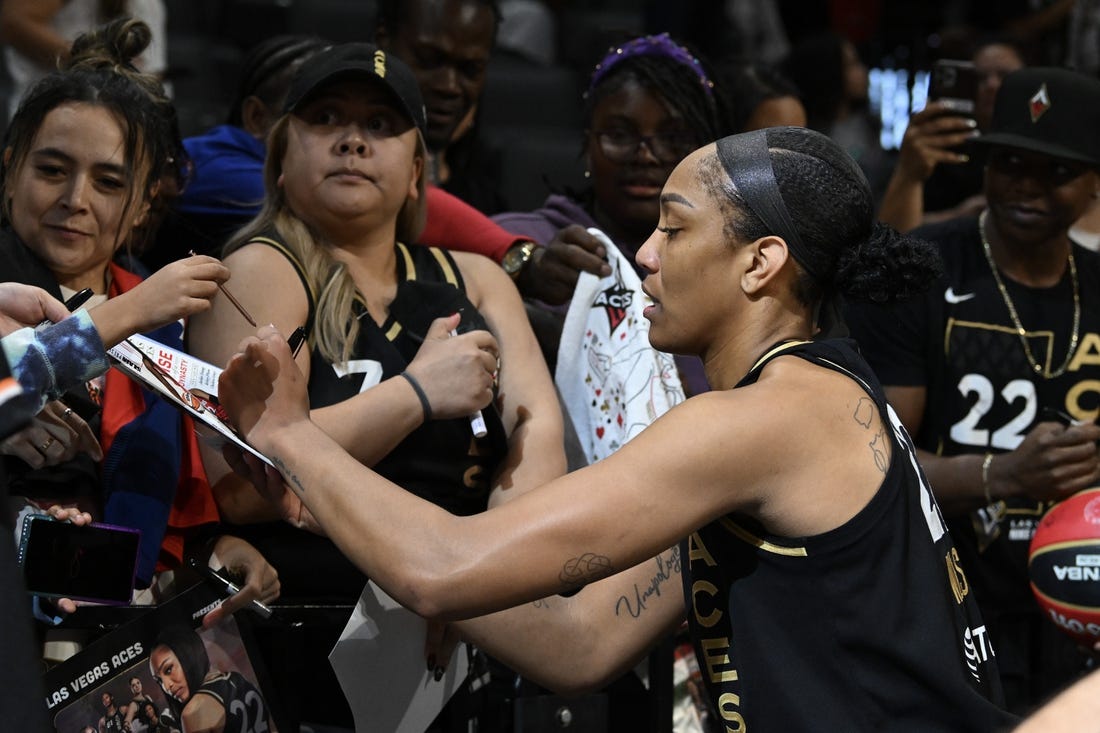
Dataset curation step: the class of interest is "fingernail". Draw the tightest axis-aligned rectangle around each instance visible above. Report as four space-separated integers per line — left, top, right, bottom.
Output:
958 154 970 163
426 654 436 672
433 666 445 681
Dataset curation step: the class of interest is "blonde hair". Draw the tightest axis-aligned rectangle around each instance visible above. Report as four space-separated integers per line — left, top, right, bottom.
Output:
225 112 428 365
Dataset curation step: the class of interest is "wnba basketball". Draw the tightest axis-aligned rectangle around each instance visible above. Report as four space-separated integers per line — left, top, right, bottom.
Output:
1028 487 1100 646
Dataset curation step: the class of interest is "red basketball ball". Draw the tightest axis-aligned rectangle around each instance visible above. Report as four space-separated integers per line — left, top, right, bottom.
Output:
1028 487 1100 646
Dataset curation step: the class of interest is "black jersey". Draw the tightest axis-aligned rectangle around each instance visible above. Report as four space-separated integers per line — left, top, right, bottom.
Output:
231 234 509 601
192 671 270 733
681 338 1014 731
101 708 126 732
844 216 1100 705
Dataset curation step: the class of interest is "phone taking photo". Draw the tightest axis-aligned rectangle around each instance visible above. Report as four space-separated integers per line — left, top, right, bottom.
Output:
929 59 978 114
17 515 139 605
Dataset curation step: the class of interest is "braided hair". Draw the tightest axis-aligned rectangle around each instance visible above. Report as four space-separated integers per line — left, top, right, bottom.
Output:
582 45 727 150
704 126 941 309
226 34 330 126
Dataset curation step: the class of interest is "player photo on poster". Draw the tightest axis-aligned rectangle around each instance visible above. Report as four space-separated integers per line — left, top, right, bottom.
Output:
42 584 282 733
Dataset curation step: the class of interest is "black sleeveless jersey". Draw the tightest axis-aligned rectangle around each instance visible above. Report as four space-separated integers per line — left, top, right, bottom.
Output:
680 338 1014 731
233 234 508 600
845 218 1100 703
192 671 270 733
102 709 126 732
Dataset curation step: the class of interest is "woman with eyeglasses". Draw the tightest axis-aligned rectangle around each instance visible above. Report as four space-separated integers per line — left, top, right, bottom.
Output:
493 33 729 391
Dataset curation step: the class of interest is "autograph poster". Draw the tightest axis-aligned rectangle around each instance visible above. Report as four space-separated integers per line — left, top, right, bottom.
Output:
42 584 282 733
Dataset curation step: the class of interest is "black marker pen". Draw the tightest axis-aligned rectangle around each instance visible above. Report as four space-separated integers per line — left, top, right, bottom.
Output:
189 558 273 619
37 288 94 328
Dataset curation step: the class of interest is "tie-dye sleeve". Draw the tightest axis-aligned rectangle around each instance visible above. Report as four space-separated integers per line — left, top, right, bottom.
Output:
1 310 109 416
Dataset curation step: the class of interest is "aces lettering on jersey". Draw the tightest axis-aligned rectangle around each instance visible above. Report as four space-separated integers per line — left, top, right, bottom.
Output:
949 332 1100 451
687 532 747 732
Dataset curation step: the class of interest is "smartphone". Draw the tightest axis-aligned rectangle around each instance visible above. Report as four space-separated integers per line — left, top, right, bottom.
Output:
17 515 139 605
929 59 978 114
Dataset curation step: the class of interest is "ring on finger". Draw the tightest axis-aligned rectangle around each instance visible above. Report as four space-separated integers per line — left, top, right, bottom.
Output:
62 407 74 419
39 437 55 453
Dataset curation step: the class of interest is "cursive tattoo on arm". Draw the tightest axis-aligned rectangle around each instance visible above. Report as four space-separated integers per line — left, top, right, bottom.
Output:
270 455 307 495
559 552 614 587
614 547 682 619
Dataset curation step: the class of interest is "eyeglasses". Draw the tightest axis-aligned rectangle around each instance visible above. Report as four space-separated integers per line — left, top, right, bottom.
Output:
594 129 697 164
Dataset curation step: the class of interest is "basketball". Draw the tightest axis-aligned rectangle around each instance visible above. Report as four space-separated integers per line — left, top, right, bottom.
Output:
1028 487 1100 646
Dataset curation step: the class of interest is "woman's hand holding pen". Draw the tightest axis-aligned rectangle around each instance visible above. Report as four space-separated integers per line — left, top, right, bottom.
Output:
87 254 230 348
405 314 499 422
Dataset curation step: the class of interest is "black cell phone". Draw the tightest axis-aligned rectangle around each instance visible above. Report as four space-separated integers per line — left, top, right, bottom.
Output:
929 59 978 114
17 515 139 605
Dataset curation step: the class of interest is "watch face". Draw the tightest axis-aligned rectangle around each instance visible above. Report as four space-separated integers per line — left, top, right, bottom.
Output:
504 244 533 274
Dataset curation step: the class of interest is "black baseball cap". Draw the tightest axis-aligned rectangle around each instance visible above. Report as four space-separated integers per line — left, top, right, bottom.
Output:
974 66 1100 165
282 42 427 135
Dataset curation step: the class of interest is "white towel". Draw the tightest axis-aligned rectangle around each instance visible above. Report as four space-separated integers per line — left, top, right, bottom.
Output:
555 230 685 463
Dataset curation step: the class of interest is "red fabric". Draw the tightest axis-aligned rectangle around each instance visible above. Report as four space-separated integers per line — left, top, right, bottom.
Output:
420 185 533 263
100 263 219 570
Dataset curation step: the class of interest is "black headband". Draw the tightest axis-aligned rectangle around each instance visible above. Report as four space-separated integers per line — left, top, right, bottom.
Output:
715 130 819 280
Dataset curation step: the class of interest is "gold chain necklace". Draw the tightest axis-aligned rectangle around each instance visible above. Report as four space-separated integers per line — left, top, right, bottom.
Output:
978 210 1080 379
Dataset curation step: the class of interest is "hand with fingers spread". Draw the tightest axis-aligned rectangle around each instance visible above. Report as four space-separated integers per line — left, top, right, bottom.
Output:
0 400 101 468
404 313 500 420
989 420 1100 503
516 225 612 305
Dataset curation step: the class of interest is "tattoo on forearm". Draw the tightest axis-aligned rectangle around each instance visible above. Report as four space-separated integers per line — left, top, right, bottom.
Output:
533 598 552 609
853 397 874 428
271 455 307 495
559 552 613 586
869 429 888 473
615 547 682 619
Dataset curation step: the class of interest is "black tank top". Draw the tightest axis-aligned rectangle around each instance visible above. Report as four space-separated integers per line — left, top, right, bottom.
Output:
233 234 508 600
680 338 1014 731
192 671 270 733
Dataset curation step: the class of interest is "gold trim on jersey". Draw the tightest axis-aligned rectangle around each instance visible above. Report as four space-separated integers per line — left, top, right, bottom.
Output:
720 517 809 557
749 340 812 373
945 318 1058 370
396 241 417 281
428 247 461 286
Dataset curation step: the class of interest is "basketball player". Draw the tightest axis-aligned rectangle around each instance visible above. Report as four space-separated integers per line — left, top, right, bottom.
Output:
217 126 1017 730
